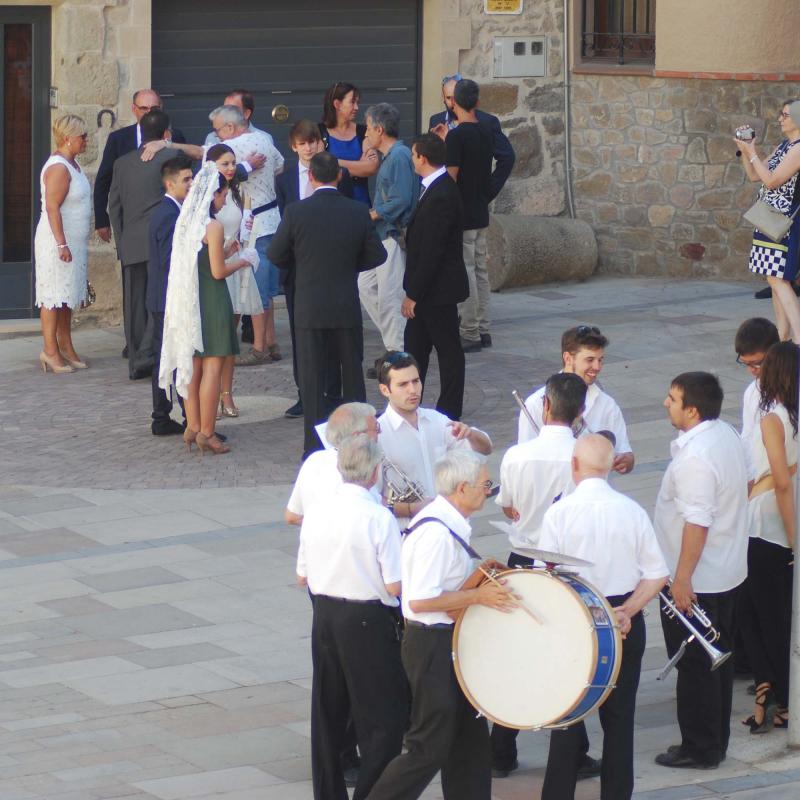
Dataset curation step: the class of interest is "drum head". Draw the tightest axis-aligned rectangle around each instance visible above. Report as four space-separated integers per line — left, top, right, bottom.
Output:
453 570 595 729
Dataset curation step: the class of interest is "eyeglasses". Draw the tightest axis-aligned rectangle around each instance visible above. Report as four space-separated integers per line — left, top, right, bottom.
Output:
779 111 791 120
442 74 462 85
736 355 764 369
135 104 161 113
576 325 602 336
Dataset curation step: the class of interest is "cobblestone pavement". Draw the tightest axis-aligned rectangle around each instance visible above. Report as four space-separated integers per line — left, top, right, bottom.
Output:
4 276 800 799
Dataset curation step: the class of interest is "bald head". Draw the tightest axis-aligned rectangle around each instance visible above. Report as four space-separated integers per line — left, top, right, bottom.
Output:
572 434 614 484
326 402 377 448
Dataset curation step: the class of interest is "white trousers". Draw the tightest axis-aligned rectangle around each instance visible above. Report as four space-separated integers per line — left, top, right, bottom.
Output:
358 236 406 352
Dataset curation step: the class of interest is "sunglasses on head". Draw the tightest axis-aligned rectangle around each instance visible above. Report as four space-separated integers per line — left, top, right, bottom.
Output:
576 325 602 336
382 351 413 370
442 73 462 85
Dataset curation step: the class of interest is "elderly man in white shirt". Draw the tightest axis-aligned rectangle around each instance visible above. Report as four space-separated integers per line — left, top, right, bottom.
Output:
653 372 748 771
518 325 634 474
367 450 514 800
297 435 407 800
538 434 668 800
376 352 491 524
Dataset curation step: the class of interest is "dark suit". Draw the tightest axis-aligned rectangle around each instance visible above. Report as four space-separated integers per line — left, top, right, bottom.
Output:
268 188 387 456
147 195 183 429
403 172 469 420
109 145 179 378
275 165 355 406
429 109 515 201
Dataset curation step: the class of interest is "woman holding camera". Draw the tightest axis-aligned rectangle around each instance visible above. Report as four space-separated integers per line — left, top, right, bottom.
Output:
738 100 800 343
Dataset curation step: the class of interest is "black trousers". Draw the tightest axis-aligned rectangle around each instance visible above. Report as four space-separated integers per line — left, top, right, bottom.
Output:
149 312 184 429
404 303 465 421
490 551 591 770
738 537 793 706
542 607 646 800
122 261 153 377
295 325 365 456
311 597 408 800
660 586 737 764
367 623 491 800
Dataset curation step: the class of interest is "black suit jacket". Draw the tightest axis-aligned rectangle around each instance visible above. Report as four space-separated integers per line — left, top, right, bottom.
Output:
146 196 181 313
268 189 387 329
404 173 469 307
429 109 515 202
94 123 186 229
275 163 354 216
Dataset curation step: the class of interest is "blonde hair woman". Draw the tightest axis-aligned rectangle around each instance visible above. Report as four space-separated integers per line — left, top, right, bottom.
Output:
34 114 92 372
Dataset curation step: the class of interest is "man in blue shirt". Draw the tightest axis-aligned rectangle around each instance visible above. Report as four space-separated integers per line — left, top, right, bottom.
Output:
362 104 420 361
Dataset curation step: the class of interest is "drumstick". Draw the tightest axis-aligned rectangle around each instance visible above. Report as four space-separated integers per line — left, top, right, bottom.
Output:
478 567 541 625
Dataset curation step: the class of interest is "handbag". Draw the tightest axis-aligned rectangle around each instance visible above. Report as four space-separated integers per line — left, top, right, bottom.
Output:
743 200 799 243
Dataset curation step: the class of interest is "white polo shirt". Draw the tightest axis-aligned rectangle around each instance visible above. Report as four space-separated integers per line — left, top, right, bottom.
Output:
539 478 668 597
297 483 402 607
496 425 576 550
402 495 476 626
654 419 749 593
741 379 763 482
518 381 631 454
378 405 488 499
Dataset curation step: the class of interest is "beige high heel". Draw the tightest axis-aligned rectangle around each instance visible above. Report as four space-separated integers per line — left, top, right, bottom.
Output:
61 353 88 369
183 428 198 453
219 391 239 418
39 352 74 374
196 432 230 456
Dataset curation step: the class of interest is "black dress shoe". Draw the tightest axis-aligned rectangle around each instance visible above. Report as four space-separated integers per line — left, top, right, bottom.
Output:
655 749 718 769
130 367 153 380
284 400 303 419
480 333 493 347
576 755 602 780
755 286 772 299
343 766 359 787
461 338 482 353
121 345 129 359
152 419 185 436
491 759 518 779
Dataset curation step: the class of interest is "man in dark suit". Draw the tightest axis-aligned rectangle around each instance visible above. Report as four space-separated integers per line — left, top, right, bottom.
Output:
275 119 354 420
429 74 515 205
269 151 387 458
401 133 469 421
147 155 193 435
109 109 190 379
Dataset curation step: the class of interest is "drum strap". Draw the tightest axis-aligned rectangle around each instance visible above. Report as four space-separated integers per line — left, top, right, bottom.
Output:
403 517 481 560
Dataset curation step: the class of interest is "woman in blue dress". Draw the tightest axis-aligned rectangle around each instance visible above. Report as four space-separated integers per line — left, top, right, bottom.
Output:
319 82 379 205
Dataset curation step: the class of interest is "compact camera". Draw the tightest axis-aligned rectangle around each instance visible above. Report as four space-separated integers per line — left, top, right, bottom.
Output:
735 126 756 142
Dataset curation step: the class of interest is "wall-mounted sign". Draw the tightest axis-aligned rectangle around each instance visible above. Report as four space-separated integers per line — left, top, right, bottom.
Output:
485 0 523 14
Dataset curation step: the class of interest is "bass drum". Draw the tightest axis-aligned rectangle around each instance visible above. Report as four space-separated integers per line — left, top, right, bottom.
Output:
452 568 622 729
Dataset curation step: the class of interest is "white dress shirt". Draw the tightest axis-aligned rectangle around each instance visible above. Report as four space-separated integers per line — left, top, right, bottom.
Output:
518 381 631 454
748 402 797 548
496 425 576 550
299 164 312 200
420 165 447 194
741 379 762 481
401 495 476 625
377 405 487 500
539 478 668 596
204 121 274 149
654 419 749 593
297 483 402 606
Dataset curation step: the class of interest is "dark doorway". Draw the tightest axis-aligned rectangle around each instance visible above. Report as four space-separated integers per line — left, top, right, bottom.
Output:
0 6 50 319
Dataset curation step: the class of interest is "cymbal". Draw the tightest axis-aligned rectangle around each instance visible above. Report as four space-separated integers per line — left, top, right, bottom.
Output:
511 547 595 568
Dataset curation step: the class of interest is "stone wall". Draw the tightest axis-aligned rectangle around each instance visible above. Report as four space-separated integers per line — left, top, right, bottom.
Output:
570 74 800 278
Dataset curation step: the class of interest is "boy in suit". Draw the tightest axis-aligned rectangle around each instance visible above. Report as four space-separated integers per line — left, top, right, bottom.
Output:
147 155 193 435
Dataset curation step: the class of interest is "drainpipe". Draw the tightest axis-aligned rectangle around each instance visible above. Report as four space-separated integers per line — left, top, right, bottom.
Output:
563 0 576 219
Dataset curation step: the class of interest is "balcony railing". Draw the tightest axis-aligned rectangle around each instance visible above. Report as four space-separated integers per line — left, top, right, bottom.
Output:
581 0 656 65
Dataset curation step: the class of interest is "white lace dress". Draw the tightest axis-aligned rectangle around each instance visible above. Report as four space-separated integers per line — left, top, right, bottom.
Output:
216 193 263 315
34 154 91 309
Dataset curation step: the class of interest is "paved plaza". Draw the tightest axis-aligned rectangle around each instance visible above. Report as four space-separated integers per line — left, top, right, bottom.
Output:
3 275 800 799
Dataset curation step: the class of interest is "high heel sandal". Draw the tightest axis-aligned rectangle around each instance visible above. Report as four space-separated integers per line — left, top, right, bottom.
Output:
39 352 74 374
196 432 230 456
742 682 778 734
183 429 198 453
219 391 239 418
774 707 789 729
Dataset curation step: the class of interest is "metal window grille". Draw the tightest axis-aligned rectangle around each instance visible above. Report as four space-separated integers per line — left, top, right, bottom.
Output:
581 0 656 65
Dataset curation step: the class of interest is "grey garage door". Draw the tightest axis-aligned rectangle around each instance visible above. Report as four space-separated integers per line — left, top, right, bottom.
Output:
152 0 420 153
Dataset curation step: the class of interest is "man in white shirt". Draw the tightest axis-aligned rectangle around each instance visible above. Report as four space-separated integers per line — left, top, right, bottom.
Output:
492 372 599 778
376 352 492 523
204 88 274 149
539 435 668 800
297 435 407 800
367 450 515 800
518 325 634 474
653 372 748 770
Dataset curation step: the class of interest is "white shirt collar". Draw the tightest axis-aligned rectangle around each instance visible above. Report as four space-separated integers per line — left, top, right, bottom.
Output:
164 193 182 209
420 494 473 541
572 476 611 496
384 403 418 431
673 418 717 451
422 166 447 190
313 185 337 193
537 424 576 441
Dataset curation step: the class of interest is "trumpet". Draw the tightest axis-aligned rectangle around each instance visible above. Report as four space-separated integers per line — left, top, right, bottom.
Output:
382 458 426 506
657 582 731 680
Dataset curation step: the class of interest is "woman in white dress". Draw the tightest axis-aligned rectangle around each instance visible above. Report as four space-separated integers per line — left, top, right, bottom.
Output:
206 144 264 417
34 114 91 373
739 341 798 733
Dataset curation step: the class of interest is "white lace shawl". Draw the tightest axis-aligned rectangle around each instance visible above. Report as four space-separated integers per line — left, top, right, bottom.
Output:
159 161 219 398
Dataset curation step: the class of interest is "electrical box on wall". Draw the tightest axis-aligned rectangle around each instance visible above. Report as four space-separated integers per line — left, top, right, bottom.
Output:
493 36 546 77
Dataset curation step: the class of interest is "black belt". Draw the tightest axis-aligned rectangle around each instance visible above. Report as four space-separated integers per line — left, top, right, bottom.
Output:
315 594 386 606
405 620 453 630
252 199 278 215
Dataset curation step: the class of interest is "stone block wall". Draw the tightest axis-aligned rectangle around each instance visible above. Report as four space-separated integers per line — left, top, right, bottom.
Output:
570 74 800 278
